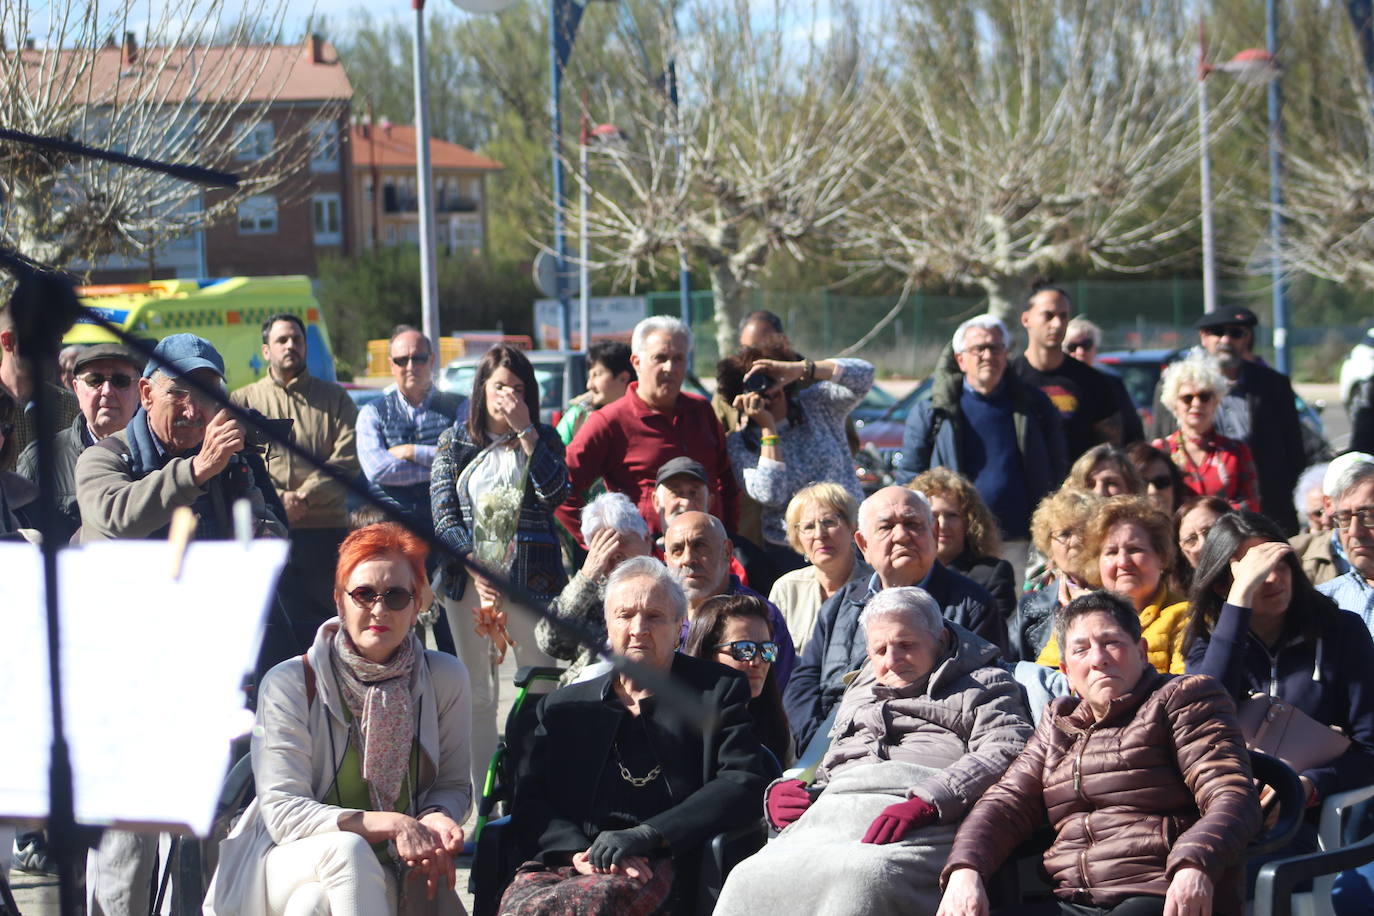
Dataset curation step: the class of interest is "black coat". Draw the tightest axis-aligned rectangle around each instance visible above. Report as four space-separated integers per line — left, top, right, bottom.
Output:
950 551 1017 622
512 653 774 903
1150 358 1305 534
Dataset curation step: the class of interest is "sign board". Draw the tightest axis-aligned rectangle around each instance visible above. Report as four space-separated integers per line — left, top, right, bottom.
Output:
534 296 647 350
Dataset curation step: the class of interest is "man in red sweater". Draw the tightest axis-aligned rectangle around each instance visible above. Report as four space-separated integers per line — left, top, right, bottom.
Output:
558 315 739 543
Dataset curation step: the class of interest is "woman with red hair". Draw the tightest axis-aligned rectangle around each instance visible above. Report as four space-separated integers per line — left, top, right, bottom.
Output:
206 523 474 916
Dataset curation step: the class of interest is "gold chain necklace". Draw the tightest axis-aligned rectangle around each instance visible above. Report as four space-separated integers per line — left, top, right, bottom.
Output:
614 744 662 787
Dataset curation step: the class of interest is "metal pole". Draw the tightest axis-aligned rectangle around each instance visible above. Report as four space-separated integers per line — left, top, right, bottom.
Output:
412 0 441 344
1198 26 1217 315
550 0 571 351
579 117 591 352
1266 0 1289 374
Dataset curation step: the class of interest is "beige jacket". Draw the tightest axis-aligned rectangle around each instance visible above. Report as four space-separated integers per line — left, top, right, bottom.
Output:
230 372 358 529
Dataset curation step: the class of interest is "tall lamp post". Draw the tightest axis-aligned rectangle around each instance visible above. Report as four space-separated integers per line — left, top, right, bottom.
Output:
1265 0 1290 375
1197 23 1277 315
579 118 624 352
412 0 441 346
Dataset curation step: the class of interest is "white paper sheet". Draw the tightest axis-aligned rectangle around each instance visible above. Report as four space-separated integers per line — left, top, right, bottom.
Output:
0 539 288 835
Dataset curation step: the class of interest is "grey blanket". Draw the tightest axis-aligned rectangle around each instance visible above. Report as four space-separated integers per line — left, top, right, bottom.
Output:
714 760 959 916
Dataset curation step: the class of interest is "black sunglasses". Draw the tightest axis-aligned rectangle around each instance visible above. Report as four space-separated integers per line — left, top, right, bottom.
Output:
79 371 135 390
1179 391 1214 405
347 586 416 611
715 640 779 663
1205 325 1250 339
392 354 431 367
1064 339 1095 352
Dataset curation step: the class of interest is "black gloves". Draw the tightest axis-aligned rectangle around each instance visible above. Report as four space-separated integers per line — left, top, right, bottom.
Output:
587 823 664 869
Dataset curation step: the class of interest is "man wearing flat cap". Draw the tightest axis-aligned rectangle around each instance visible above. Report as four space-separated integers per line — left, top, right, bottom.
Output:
17 343 145 543
75 333 283 543
1149 307 1306 533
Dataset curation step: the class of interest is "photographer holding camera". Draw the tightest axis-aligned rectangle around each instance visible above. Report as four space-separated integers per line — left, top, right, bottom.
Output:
717 348 874 571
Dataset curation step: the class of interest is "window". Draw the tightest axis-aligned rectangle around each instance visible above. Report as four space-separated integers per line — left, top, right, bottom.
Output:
454 217 483 251
309 123 338 172
312 193 342 245
234 122 274 161
237 195 278 234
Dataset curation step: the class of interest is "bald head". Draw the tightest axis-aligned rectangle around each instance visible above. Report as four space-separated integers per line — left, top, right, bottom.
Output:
663 510 732 609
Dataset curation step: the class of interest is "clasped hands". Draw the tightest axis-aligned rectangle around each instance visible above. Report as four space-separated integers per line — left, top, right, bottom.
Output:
570 824 663 887
766 779 937 843
345 810 464 901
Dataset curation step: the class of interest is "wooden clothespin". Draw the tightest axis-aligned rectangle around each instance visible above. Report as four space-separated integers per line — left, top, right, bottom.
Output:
167 506 197 581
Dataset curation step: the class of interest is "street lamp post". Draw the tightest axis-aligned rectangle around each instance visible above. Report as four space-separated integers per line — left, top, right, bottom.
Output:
1265 0 1290 375
412 0 441 345
578 119 624 352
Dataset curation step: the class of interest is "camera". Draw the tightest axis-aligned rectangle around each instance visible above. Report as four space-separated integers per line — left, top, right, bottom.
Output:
242 409 294 452
743 371 775 395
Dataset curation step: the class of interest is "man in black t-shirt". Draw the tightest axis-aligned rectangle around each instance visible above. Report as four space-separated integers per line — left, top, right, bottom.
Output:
1011 284 1121 461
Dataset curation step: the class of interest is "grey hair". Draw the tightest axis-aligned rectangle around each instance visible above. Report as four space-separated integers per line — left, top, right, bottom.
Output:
857 487 932 532
631 316 692 356
1330 456 1374 503
1159 352 1229 419
605 555 689 620
1293 462 1329 516
1064 317 1102 349
858 586 944 641
147 368 226 393
952 315 1011 354
582 491 651 541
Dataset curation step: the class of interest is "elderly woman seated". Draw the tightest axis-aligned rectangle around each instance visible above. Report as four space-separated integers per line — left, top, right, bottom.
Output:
936 591 1262 916
499 556 776 916
535 490 653 682
714 586 1033 916
206 523 473 916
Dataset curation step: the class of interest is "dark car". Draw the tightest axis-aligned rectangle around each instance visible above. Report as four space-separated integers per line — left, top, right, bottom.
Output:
852 379 933 492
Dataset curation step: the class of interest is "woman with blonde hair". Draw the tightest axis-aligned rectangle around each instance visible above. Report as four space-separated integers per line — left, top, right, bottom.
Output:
1152 352 1260 512
1036 495 1190 674
769 482 870 652
1065 444 1144 498
1008 488 1100 661
910 468 1016 621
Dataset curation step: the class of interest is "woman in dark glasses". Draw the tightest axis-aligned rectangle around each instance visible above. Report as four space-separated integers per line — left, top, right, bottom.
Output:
1152 353 1260 512
206 523 473 916
684 593 794 768
1127 441 1187 517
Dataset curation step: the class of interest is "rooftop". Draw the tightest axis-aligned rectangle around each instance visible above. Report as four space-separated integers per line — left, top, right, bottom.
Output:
350 123 502 172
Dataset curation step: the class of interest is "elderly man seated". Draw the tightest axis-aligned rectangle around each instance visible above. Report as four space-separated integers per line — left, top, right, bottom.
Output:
663 509 796 687
715 587 1032 916
784 486 1005 749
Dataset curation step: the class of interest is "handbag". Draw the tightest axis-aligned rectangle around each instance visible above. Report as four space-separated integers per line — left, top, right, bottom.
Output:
1237 693 1351 775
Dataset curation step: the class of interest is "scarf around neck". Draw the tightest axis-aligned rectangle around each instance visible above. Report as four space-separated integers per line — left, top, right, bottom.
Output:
330 623 418 812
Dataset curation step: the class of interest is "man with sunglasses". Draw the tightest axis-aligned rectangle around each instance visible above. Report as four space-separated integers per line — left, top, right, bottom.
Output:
1149 307 1306 533
16 343 143 544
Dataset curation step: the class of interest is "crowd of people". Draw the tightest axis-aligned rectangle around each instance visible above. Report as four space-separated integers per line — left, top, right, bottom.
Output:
3 280 1374 916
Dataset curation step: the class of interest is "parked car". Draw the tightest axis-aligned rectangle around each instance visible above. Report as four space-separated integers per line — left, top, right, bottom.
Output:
1339 329 1374 411
854 379 933 492
438 350 589 426
341 381 391 413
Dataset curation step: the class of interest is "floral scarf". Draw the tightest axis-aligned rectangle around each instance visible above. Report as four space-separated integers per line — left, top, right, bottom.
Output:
330 624 417 812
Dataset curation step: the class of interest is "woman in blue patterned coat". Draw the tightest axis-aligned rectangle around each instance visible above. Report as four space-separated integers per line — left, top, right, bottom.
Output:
431 344 570 792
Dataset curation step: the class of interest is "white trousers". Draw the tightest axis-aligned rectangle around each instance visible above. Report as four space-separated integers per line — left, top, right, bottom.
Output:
263 833 466 916
443 587 554 792
88 830 170 916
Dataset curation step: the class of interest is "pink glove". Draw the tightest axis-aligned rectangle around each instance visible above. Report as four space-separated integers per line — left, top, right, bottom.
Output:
861 796 937 845
765 779 814 830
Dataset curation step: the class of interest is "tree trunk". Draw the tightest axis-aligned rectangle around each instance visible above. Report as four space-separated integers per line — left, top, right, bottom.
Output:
977 275 1028 326
708 262 748 360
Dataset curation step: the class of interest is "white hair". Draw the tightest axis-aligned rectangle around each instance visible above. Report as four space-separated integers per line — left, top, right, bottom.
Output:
582 491 650 541
1330 455 1374 503
1293 462 1329 516
1159 352 1230 419
632 316 692 355
857 487 932 533
1064 317 1102 349
952 315 1011 354
858 586 944 641
605 556 689 620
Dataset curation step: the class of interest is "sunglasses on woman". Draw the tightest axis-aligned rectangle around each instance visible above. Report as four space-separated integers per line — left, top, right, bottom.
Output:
347 586 417 611
1178 391 1214 405
715 640 779 663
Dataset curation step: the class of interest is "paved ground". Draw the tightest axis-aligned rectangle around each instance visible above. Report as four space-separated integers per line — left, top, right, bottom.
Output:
7 381 1351 914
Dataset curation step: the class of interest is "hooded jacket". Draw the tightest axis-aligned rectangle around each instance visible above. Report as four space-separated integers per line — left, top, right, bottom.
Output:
942 671 1261 911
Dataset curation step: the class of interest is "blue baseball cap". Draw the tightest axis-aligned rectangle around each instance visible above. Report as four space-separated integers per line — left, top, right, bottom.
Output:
142 333 226 380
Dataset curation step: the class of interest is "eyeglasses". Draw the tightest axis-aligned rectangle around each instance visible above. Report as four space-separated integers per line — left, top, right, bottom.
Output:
1330 507 1374 530
346 586 417 611
79 371 135 390
160 384 217 406
1064 339 1095 353
796 516 843 537
715 640 779 663
1180 526 1214 550
1145 474 1173 490
1203 326 1250 339
392 354 431 367
963 343 1006 357
1050 529 1082 547
1178 391 1214 405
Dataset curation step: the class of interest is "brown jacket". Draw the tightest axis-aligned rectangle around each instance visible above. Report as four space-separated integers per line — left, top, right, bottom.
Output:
942 671 1261 911
230 371 358 529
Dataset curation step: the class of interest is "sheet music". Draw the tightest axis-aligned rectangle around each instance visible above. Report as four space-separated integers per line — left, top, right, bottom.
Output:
0 539 288 834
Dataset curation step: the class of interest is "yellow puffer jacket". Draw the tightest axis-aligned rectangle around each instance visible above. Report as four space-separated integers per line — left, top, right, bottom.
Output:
1037 584 1189 674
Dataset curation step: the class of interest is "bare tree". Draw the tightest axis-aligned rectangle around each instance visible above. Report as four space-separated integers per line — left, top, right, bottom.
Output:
569 0 895 356
845 0 1236 320
0 0 340 272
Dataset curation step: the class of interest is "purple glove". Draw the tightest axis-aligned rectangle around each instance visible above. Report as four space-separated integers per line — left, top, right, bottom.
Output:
765 779 814 830
861 796 937 845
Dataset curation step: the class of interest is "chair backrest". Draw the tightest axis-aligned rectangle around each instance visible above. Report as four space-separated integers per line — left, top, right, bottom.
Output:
1248 750 1305 858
